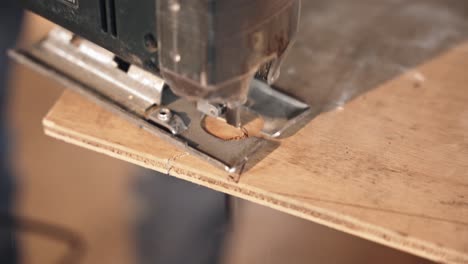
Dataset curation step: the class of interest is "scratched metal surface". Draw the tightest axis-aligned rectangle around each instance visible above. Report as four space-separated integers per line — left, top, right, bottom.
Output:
277 0 468 114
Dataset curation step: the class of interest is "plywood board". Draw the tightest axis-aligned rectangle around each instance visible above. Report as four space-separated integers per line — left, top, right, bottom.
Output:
42 43 468 264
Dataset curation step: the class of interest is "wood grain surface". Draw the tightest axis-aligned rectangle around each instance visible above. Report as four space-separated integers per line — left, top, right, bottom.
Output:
42 43 468 263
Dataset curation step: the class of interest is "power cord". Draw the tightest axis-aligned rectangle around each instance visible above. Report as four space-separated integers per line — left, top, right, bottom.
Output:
0 213 86 264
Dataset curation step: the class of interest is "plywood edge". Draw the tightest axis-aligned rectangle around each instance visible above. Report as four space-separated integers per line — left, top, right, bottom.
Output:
43 95 468 264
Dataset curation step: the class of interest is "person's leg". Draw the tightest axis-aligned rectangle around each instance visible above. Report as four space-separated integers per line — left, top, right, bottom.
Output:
0 1 23 263
134 170 229 264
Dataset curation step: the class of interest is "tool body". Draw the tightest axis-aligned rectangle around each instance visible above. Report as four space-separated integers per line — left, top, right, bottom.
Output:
12 0 309 175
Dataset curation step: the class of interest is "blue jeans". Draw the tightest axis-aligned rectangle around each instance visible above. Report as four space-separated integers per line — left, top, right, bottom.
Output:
0 1 22 263
134 170 228 264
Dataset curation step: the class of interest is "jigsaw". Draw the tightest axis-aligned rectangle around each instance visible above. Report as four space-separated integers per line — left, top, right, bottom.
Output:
11 0 310 175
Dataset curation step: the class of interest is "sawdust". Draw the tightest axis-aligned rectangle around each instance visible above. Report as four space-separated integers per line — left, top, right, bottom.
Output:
202 116 265 141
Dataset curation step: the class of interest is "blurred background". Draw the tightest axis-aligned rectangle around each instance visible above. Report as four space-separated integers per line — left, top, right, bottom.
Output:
1 10 435 264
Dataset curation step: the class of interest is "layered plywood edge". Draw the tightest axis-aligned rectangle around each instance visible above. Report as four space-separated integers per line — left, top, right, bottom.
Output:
42 44 468 263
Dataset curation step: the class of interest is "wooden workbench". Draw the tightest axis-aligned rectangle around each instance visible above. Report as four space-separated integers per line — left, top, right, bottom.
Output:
43 42 468 263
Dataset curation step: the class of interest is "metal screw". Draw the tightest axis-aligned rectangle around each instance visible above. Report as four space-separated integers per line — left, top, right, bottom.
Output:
158 108 172 122
143 33 158 52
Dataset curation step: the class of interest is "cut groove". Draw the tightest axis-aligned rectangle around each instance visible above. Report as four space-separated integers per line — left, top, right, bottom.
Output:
114 56 130 72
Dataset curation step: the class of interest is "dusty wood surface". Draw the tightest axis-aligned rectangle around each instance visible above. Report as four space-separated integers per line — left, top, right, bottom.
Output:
43 43 468 264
